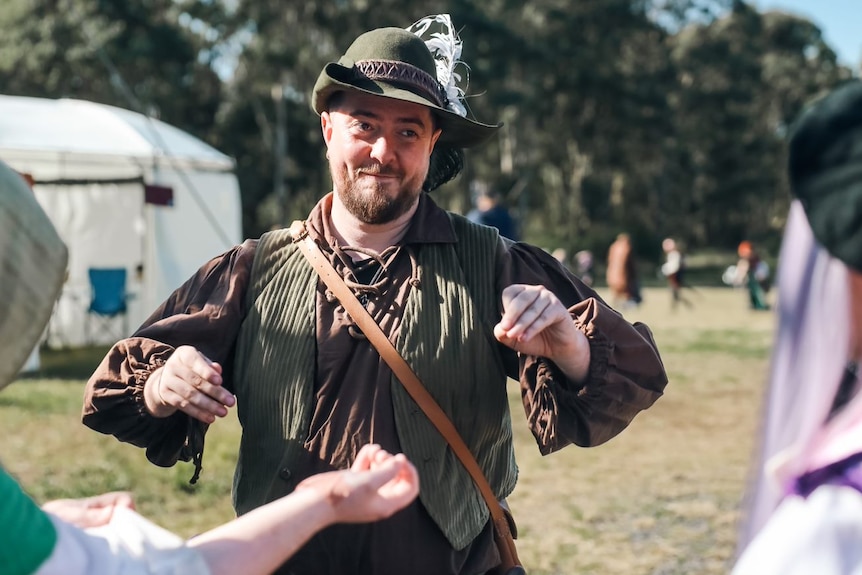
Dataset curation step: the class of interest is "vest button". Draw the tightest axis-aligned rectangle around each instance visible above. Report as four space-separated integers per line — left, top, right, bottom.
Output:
278 467 292 481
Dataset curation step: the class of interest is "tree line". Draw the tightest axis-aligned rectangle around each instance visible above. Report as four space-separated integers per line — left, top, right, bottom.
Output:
1 0 855 263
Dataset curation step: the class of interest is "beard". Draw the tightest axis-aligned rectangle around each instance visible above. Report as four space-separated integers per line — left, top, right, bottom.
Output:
332 162 425 225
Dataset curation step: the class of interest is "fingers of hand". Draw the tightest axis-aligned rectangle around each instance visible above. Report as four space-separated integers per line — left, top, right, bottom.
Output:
113 492 136 511
160 363 234 423
361 460 402 493
76 506 114 528
345 461 417 521
173 346 225 385
376 458 420 512
498 285 561 342
42 499 114 529
390 456 420 497
497 285 531 331
88 491 136 511
351 443 382 471
306 453 419 523
371 447 393 469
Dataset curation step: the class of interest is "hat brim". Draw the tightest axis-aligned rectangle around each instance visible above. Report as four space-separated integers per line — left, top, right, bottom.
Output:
313 62 500 149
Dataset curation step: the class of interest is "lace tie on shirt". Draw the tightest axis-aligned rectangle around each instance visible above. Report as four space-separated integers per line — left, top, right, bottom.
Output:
325 243 422 340
405 245 421 289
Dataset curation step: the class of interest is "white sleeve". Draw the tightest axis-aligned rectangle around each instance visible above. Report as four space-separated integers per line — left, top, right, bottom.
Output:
733 485 862 575
661 252 680 276
35 507 211 575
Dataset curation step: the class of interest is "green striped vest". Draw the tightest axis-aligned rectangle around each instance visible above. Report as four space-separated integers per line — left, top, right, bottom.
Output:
231 213 518 549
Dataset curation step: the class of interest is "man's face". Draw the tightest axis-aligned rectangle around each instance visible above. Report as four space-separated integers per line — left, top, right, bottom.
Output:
322 91 442 224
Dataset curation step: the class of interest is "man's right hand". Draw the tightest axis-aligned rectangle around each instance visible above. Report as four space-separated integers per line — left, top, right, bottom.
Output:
143 345 236 423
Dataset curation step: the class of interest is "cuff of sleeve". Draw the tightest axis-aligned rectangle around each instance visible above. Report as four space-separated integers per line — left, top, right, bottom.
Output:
523 328 611 454
130 359 167 418
529 316 612 392
575 318 612 386
42 510 212 575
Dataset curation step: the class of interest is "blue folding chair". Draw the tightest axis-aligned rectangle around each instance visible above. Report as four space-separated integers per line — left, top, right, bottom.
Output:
86 268 129 344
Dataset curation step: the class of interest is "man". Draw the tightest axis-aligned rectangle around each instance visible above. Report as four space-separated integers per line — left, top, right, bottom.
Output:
466 182 520 241
606 233 641 308
83 16 668 574
661 237 693 310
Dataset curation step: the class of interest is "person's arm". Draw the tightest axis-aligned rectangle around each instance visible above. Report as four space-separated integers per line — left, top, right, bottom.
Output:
495 241 668 453
30 445 417 575
187 444 419 575
82 240 256 467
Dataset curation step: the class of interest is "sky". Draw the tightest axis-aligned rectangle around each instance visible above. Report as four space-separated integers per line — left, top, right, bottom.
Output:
755 0 861 71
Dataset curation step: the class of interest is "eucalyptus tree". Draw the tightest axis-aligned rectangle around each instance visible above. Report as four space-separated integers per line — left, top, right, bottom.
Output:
0 0 226 138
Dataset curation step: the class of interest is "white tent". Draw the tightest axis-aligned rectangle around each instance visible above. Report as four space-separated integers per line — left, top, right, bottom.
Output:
0 94 243 348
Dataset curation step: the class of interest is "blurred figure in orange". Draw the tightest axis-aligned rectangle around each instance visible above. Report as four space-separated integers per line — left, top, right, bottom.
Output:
606 233 641 308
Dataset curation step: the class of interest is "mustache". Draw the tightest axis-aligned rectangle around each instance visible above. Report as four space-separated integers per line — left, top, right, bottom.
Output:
357 164 400 177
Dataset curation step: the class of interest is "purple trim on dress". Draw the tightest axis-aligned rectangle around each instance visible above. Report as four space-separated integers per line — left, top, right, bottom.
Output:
792 451 862 498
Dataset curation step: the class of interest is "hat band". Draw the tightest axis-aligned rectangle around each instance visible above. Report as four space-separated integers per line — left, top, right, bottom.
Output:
353 59 447 109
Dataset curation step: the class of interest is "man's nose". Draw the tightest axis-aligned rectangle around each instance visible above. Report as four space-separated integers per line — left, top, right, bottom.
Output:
370 135 396 164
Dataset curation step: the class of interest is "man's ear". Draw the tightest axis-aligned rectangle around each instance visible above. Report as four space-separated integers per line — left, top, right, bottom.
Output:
429 127 442 153
321 111 333 146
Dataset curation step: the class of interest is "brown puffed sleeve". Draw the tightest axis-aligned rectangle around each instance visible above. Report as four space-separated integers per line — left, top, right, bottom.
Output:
495 240 668 455
82 239 257 468
521 299 666 454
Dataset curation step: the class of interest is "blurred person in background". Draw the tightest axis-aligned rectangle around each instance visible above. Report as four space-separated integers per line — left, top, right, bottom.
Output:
466 180 520 241
734 80 862 574
606 233 641 308
660 237 693 310
732 240 771 311
574 250 595 288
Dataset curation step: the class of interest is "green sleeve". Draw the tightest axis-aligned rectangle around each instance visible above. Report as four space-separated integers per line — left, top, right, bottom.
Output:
0 467 58 575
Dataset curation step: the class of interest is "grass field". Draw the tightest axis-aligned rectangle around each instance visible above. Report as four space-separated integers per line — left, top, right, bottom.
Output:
1 286 775 574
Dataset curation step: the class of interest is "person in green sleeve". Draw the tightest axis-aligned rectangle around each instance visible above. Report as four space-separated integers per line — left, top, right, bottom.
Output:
0 158 419 575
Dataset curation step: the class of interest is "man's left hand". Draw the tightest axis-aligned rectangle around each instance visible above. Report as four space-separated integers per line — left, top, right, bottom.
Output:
494 284 590 381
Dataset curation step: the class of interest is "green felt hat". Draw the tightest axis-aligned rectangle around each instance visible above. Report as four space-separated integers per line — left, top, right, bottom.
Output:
312 26 500 150
788 80 862 272
0 160 68 390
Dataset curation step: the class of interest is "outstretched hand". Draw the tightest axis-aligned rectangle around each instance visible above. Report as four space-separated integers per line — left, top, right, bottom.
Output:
144 345 235 423
42 491 136 529
494 284 590 381
295 444 419 524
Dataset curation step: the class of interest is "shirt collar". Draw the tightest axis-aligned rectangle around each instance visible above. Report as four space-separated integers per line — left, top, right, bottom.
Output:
307 192 457 248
